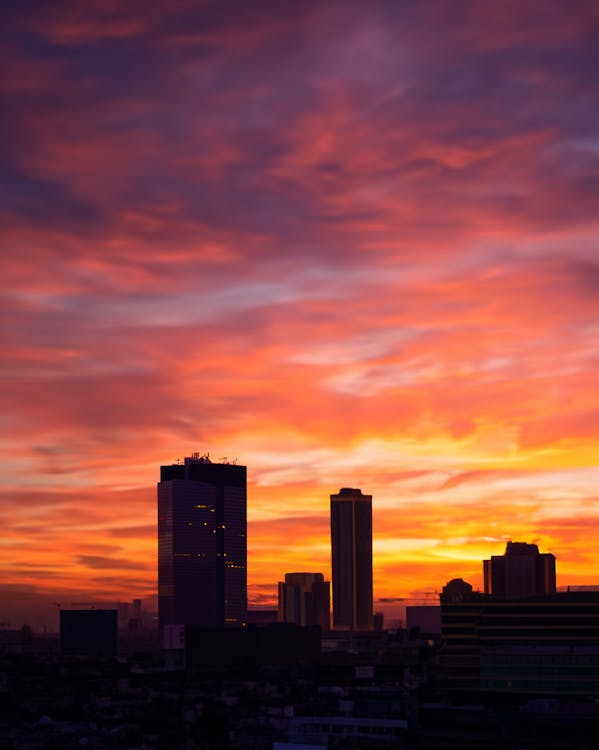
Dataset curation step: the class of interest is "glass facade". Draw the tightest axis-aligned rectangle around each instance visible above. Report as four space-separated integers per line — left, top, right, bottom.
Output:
158 456 247 629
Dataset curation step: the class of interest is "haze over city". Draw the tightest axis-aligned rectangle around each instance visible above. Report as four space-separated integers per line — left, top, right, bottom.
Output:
2 1 599 629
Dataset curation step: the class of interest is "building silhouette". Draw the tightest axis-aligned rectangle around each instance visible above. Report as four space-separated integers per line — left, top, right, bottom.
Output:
439 578 599 696
158 453 246 629
278 572 330 631
330 487 373 631
483 541 556 598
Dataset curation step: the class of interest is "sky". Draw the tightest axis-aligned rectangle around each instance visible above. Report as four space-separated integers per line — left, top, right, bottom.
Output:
2 0 599 629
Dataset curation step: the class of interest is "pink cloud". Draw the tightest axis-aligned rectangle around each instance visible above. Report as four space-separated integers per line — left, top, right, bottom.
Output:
2 0 599 622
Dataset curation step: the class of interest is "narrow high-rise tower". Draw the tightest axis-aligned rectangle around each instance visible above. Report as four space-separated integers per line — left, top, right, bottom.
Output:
158 453 247 630
330 487 373 631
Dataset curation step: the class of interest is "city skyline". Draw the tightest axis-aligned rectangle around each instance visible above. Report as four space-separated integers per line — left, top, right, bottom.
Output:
2 1 599 628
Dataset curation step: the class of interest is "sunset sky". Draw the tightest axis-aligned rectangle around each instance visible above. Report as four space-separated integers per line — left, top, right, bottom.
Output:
2 0 599 629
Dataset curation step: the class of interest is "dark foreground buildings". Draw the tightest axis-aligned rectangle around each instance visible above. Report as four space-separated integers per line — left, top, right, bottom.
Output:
411 543 599 749
158 454 247 630
185 623 321 673
330 487 373 631
60 609 118 657
440 578 599 696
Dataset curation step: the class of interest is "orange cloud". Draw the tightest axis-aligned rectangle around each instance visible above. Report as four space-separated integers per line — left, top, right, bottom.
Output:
2 0 599 628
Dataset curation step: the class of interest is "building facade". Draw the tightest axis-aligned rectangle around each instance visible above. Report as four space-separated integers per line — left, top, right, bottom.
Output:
278 572 330 631
158 454 247 629
483 541 556 598
440 580 599 696
330 487 373 631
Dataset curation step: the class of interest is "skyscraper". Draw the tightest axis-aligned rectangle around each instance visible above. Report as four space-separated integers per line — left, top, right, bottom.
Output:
158 453 247 630
330 487 373 631
483 541 556 598
278 572 330 631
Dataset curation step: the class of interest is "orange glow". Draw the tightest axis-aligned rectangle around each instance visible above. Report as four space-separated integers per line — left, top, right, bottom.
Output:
2 1 599 629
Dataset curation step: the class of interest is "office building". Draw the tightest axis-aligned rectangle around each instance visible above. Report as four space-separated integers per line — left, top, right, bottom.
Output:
440 579 599 696
330 487 373 631
483 541 556 598
158 453 247 629
278 572 330 631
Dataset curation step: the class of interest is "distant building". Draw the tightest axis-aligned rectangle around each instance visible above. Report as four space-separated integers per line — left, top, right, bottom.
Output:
278 572 330 631
117 598 144 631
60 609 117 657
158 453 247 630
330 487 373 631
483 541 556 598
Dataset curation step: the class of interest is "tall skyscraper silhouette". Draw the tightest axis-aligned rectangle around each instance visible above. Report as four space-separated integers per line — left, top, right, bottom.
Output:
158 453 247 629
484 541 556 598
278 572 330 631
330 487 373 631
